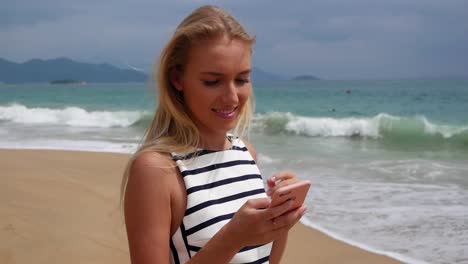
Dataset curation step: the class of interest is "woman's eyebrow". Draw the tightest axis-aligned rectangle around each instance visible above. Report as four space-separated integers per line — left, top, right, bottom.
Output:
200 71 224 76
200 69 251 76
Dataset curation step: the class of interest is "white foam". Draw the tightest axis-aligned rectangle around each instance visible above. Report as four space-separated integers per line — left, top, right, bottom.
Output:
0 103 144 128
257 153 277 164
0 139 138 154
286 115 380 137
421 116 468 138
365 159 468 185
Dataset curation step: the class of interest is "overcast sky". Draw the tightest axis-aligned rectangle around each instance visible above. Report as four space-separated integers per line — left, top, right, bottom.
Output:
2 0 468 79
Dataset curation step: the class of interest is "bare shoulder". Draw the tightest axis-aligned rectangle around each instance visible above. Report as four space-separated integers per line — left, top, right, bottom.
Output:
127 151 178 193
130 151 175 176
242 139 257 161
125 151 180 208
124 151 178 263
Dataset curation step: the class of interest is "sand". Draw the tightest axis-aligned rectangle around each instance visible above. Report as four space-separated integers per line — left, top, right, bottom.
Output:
0 149 400 264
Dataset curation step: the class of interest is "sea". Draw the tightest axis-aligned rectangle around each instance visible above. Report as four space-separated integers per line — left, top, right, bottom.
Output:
1 79 467 264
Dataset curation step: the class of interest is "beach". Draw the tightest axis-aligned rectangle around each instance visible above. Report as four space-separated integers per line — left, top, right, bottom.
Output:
1 148 400 264
1 80 467 263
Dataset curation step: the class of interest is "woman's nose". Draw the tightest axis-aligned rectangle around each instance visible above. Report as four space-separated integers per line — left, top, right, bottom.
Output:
221 81 239 104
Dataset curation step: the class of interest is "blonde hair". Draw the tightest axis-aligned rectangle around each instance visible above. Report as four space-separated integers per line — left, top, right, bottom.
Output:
119 5 256 209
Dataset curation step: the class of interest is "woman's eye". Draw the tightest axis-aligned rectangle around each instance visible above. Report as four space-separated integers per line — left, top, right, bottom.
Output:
203 80 220 86
236 78 250 85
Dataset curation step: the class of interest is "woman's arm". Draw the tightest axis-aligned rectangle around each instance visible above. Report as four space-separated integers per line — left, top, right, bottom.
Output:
269 233 288 264
124 152 175 263
189 196 300 264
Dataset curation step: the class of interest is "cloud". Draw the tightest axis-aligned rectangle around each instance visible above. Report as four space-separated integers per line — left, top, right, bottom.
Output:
1 0 467 79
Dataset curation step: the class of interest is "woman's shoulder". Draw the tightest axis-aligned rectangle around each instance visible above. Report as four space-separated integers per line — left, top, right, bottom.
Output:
128 151 179 191
132 151 174 169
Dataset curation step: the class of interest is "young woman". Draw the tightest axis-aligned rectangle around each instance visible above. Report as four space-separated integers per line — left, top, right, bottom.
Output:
121 5 307 264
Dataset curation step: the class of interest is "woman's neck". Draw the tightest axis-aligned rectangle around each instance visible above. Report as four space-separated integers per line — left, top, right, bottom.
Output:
198 131 231 151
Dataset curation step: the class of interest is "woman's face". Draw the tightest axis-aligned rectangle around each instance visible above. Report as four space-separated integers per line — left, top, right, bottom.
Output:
173 35 252 137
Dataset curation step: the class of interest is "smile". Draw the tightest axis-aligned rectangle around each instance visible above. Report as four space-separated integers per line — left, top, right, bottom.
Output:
211 107 238 119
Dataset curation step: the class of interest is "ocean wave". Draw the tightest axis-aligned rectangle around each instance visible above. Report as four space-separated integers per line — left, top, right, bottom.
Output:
2 104 467 146
253 112 468 144
0 103 148 128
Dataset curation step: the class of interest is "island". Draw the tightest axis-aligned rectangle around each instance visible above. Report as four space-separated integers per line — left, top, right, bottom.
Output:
292 75 320 81
50 79 87 85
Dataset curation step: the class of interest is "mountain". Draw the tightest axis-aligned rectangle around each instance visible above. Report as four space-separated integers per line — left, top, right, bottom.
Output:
0 57 295 83
0 57 147 83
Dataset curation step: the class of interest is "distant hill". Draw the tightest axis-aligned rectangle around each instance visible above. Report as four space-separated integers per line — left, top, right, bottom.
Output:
292 75 320 81
0 57 294 84
0 57 147 83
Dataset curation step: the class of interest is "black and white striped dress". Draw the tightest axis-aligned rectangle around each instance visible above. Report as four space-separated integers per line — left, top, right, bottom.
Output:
169 137 272 264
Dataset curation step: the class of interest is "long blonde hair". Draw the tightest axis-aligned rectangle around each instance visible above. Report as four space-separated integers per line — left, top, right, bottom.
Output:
120 5 256 208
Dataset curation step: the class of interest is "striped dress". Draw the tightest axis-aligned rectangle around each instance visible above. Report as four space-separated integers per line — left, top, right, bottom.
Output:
169 137 273 264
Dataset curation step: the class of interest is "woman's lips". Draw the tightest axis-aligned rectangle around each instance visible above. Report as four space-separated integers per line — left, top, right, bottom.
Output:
212 107 238 119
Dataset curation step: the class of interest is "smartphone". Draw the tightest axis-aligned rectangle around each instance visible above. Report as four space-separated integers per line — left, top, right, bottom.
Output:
269 180 311 210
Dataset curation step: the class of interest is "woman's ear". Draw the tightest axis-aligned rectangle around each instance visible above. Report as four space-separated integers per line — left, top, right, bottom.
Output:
169 67 184 92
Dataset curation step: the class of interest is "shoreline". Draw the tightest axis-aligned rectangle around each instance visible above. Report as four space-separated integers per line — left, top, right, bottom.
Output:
299 218 424 264
1 148 402 263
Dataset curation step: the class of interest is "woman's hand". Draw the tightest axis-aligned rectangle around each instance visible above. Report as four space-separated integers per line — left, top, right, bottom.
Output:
224 197 306 248
266 171 299 196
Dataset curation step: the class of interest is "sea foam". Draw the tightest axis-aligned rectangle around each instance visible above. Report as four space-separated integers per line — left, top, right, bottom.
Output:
0 103 144 128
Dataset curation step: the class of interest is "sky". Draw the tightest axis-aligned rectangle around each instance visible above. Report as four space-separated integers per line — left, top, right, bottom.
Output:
2 0 468 80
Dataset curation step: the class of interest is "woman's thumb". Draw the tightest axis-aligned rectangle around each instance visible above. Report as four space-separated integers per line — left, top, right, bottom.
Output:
247 197 271 209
